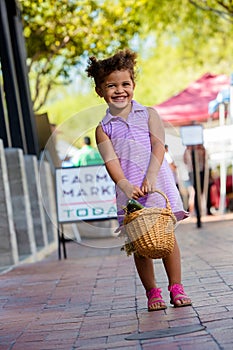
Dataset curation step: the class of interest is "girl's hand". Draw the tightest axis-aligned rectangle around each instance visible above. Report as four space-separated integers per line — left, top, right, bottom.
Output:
117 179 144 199
141 177 156 194
130 185 145 200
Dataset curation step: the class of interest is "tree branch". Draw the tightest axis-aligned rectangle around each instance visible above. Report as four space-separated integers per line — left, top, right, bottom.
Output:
189 0 233 23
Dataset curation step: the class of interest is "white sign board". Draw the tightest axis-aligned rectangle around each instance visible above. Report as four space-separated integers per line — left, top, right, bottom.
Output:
55 165 117 223
180 124 203 146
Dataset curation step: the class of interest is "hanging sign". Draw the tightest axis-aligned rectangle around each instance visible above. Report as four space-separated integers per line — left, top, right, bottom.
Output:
180 124 203 146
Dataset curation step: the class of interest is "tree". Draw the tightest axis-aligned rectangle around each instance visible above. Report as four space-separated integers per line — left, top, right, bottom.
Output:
19 0 147 111
19 0 233 111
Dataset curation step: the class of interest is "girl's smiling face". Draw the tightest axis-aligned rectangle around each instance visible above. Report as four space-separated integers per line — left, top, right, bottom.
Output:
96 70 135 113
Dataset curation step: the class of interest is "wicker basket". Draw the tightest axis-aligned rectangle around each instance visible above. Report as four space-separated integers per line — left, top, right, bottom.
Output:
123 190 177 259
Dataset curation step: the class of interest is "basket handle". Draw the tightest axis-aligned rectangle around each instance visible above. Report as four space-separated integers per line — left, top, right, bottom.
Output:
151 189 172 212
122 189 173 214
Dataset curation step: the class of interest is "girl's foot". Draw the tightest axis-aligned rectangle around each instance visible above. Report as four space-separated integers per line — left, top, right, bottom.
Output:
146 287 167 312
168 284 192 307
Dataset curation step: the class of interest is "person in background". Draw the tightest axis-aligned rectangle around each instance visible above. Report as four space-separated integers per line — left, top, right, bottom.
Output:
207 168 220 215
72 136 103 166
164 144 179 189
86 48 191 312
183 145 206 193
183 144 207 214
50 123 79 167
179 162 195 213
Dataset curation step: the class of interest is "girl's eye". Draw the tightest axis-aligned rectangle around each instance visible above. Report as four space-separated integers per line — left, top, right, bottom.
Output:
105 81 131 89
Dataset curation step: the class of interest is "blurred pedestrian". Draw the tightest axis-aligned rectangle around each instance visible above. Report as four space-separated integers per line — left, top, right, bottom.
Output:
183 145 206 193
50 123 79 167
183 144 207 217
164 144 179 188
72 136 103 166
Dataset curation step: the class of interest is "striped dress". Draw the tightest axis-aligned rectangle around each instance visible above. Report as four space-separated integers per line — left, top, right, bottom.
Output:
101 100 188 225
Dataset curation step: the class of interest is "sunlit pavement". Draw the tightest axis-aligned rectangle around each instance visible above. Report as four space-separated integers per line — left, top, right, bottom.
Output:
0 213 233 350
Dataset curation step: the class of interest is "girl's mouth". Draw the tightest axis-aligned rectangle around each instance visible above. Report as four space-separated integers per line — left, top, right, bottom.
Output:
112 96 127 101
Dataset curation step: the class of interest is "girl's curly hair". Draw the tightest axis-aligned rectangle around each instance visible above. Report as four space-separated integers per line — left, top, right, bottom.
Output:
86 49 137 87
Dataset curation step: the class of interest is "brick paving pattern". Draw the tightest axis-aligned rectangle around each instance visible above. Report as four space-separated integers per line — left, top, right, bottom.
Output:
0 214 233 349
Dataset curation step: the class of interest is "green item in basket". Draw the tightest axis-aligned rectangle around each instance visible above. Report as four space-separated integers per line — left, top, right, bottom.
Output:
126 199 144 213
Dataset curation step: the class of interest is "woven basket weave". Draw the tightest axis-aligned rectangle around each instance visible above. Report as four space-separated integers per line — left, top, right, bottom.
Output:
123 190 177 259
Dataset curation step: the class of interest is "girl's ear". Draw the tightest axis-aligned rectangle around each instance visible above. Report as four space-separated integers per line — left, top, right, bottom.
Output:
95 86 103 97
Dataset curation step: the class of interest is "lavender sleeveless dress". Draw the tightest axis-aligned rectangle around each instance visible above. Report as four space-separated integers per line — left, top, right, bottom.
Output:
101 100 188 226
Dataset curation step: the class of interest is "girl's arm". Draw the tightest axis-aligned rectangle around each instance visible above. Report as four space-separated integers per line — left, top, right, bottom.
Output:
96 124 144 199
141 107 165 193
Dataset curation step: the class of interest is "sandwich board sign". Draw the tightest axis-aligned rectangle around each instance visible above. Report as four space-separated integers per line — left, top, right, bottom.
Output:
55 165 117 223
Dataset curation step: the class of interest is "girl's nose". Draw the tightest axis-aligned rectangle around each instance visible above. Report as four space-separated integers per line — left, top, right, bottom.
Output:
115 86 123 93
115 85 124 94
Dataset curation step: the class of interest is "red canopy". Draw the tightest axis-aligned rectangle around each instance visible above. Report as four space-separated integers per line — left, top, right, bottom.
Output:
153 73 230 126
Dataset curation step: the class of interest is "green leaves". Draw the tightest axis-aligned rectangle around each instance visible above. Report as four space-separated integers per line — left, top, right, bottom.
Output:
18 0 233 111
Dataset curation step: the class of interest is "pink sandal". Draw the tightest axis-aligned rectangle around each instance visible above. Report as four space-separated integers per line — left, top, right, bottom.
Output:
146 287 167 312
168 284 192 307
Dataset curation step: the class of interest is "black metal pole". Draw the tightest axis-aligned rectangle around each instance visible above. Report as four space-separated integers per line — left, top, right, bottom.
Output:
61 224 67 259
192 147 202 228
0 0 27 152
6 0 39 156
57 224 67 260
0 84 10 147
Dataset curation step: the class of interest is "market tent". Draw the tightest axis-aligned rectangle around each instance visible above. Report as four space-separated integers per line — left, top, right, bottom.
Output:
153 73 230 126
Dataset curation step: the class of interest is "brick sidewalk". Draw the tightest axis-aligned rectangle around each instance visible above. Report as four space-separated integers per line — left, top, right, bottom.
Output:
0 214 233 350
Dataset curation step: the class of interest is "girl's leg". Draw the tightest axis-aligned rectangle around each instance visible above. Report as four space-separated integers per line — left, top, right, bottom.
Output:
162 238 181 285
133 254 156 291
162 238 191 306
134 254 166 310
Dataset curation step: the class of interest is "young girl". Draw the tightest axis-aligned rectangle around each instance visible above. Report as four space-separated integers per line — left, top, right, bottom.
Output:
86 49 192 311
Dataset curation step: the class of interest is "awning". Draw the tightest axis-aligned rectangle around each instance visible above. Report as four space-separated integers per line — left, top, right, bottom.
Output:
153 73 230 126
